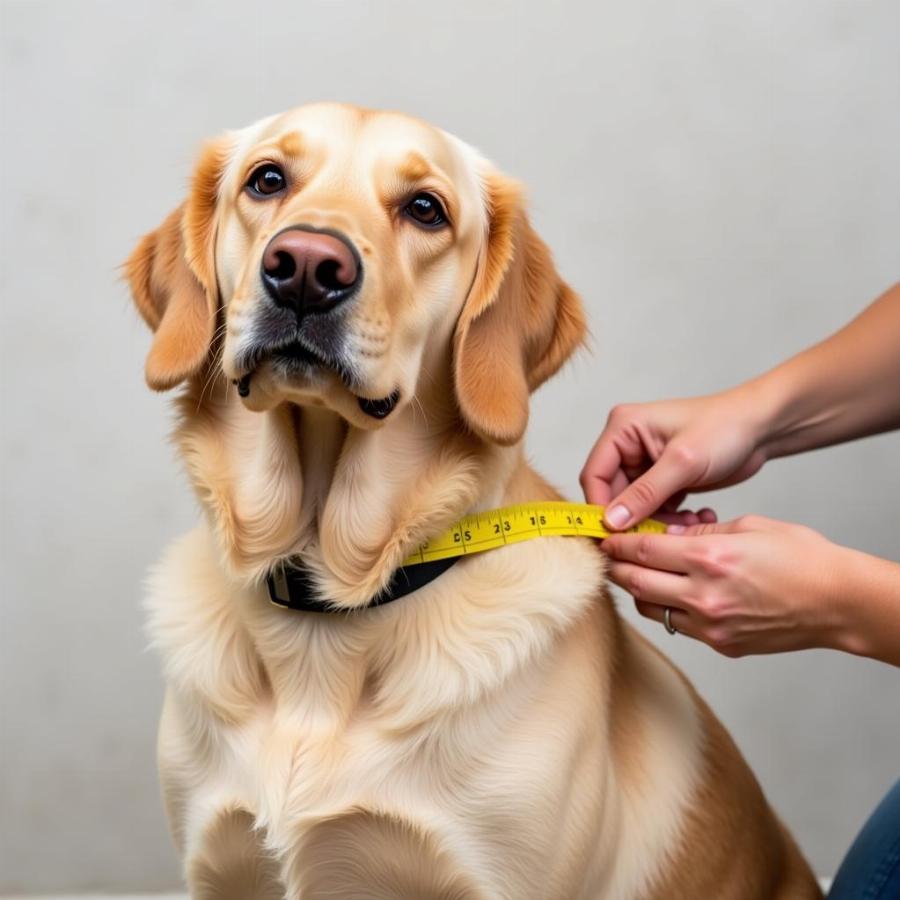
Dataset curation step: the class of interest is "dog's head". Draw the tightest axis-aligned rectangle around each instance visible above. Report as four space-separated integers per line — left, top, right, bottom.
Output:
127 102 586 445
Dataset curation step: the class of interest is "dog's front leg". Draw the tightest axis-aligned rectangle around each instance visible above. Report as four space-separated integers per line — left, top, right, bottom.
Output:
185 807 284 900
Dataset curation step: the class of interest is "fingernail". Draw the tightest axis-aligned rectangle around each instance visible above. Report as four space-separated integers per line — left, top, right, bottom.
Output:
605 505 630 529
667 524 686 534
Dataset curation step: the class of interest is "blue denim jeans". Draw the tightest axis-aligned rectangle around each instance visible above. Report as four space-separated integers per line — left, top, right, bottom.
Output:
829 780 900 899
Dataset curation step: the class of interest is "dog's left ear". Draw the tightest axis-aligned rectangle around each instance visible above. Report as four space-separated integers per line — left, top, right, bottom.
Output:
453 169 587 445
125 138 230 391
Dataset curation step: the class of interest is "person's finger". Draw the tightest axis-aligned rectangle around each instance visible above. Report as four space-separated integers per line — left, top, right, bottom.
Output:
607 560 690 605
603 443 703 530
609 468 631 501
581 423 655 507
629 500 718 527
623 462 651 484
580 434 627 506
604 533 698 575
654 510 701 526
633 600 695 638
661 491 688 513
666 515 760 536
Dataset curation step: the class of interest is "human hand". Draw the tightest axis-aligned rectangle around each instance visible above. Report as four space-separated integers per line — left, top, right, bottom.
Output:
603 516 854 658
580 390 771 530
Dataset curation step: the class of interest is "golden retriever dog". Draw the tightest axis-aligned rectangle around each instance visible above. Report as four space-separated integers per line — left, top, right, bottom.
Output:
127 102 821 899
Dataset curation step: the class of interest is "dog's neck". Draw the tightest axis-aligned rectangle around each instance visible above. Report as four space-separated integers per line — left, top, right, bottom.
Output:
175 371 518 607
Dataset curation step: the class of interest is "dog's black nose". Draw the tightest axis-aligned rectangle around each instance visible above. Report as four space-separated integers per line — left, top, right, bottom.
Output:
261 227 360 313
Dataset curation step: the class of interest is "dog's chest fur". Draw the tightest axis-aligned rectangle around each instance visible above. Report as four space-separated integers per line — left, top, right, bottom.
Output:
149 526 700 898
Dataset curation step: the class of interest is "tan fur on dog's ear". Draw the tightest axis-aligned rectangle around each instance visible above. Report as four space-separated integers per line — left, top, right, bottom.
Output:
126 138 230 391
453 171 587 445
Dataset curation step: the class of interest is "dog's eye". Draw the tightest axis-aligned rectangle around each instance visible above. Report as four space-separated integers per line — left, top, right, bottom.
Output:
246 164 286 197
404 193 446 228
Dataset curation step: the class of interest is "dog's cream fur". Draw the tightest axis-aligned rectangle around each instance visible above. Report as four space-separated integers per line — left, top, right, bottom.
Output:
128 103 821 898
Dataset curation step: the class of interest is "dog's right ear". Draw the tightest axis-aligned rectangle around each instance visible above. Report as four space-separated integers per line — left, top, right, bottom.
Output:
453 168 587 445
125 138 230 391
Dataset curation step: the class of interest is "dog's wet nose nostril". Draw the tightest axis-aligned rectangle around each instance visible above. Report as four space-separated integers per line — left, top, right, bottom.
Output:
268 250 297 283
314 259 347 292
261 227 361 313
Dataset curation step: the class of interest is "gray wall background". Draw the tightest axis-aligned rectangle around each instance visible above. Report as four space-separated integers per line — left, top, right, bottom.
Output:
2 0 898 892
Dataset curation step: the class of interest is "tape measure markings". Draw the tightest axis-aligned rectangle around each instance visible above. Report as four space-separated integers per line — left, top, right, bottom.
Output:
403 501 666 567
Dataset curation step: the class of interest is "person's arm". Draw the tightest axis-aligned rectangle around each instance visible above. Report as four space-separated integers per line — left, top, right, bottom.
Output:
837 545 900 667
746 282 900 460
580 283 900 530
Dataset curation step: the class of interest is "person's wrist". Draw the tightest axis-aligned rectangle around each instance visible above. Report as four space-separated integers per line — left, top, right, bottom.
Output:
822 544 873 658
720 379 782 461
745 358 838 461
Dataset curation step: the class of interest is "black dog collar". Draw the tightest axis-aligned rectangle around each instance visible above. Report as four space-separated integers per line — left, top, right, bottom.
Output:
266 555 460 613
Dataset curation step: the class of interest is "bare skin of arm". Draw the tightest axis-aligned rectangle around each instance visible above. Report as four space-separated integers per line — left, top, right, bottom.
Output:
753 282 900 460
580 284 900 666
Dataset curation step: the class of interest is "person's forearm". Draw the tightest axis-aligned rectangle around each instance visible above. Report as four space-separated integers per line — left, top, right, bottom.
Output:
831 547 900 667
737 284 900 460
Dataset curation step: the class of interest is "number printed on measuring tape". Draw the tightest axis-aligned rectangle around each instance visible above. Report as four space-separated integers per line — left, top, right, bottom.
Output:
403 501 666 566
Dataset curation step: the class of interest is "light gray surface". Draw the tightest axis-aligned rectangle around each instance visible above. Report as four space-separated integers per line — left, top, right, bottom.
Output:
1 0 898 892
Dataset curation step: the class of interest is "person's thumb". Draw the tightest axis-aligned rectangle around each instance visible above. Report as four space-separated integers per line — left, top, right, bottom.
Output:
603 445 699 530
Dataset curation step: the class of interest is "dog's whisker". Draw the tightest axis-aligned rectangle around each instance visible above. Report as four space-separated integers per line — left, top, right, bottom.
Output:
411 393 428 426
196 343 226 411
211 318 230 341
191 317 232 410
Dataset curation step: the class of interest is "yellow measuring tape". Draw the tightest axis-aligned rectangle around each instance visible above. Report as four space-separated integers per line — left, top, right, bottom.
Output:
403 501 666 567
